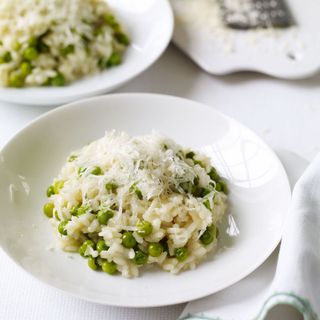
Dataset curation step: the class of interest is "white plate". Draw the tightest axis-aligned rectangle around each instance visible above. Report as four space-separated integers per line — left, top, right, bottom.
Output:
171 0 320 79
0 0 173 106
0 94 291 307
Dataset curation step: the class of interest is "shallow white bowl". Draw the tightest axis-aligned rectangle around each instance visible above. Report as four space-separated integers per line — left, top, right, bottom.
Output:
0 94 291 307
0 0 173 106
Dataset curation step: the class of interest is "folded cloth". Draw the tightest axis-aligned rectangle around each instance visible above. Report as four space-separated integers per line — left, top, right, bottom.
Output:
180 151 319 320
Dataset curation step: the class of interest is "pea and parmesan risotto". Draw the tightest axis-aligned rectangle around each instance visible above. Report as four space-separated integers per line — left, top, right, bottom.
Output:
0 0 129 87
43 132 228 278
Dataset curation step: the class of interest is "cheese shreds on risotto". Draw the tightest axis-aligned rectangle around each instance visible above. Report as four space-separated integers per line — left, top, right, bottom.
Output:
43 131 228 278
0 0 129 87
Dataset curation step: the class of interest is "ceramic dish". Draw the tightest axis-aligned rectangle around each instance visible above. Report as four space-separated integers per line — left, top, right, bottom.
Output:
0 94 291 307
0 0 173 106
171 0 320 79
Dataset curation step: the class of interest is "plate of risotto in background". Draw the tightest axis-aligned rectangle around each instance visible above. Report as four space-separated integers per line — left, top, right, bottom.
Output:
0 0 173 105
0 94 291 306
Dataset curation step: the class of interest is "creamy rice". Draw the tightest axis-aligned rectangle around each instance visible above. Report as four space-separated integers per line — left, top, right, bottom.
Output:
43 131 228 278
0 0 129 87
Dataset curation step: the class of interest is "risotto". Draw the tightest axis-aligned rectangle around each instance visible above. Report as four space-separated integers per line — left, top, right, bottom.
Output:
43 131 228 278
0 0 129 87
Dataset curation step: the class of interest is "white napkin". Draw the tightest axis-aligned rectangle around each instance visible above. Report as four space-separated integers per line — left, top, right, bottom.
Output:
180 151 320 320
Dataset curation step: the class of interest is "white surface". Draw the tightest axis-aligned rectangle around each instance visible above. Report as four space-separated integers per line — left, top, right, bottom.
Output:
181 150 309 320
0 93 290 307
0 0 173 106
1 44 320 319
171 0 320 79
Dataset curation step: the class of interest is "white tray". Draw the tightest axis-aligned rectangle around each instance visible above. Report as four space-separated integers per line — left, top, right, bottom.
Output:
171 0 320 79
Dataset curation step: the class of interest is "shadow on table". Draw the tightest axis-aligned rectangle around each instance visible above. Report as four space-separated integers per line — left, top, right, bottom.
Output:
118 44 320 96
117 45 202 98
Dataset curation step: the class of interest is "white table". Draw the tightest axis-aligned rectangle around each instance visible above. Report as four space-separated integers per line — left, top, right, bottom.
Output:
1 45 319 319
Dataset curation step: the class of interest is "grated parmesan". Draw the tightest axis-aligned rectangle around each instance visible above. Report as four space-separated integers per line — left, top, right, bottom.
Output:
46 131 228 277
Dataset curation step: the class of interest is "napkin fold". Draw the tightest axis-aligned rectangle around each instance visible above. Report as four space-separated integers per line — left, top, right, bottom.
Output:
180 151 320 320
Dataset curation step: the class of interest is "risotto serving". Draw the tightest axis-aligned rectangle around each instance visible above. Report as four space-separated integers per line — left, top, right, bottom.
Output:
43 132 228 278
0 0 129 87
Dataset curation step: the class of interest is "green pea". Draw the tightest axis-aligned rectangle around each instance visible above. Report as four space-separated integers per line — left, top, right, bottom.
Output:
68 154 77 162
8 72 24 87
28 37 38 47
186 151 195 159
200 225 217 245
93 25 104 36
77 205 88 216
97 210 113 225
53 180 64 194
12 41 21 51
20 61 32 77
115 32 130 46
90 166 102 175
175 247 188 262
70 205 79 216
215 183 222 192
3 52 11 62
46 185 55 197
136 220 153 237
193 186 211 198
194 159 205 168
88 256 98 270
102 260 117 275
60 44 75 56
79 240 95 257
209 168 219 181
0 51 12 63
133 250 148 265
191 186 206 198
121 231 136 248
203 199 211 210
50 73 65 86
85 240 96 249
106 52 121 67
58 221 68 235
105 182 117 192
43 202 54 218
42 78 51 86
200 228 213 245
148 243 163 257
219 181 228 194
23 46 38 61
104 14 118 28
96 239 108 252
98 58 106 69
